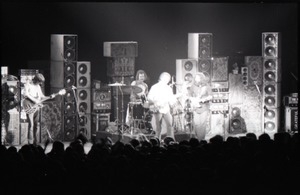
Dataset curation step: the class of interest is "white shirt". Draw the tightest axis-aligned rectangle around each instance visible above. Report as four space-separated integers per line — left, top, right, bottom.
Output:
147 81 175 114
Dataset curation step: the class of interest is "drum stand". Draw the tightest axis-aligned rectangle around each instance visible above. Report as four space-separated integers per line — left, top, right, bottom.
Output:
128 103 145 135
116 86 127 135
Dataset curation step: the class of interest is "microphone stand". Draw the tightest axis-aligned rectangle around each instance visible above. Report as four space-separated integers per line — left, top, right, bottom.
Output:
254 82 264 135
71 86 80 140
217 88 227 141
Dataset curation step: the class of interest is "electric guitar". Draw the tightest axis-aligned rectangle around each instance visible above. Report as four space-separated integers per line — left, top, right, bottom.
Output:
22 89 66 114
148 93 183 114
185 95 212 114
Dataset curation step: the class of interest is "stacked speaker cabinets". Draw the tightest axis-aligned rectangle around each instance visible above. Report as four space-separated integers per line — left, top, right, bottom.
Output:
188 33 213 83
176 33 217 135
77 61 91 140
91 81 111 141
50 34 78 142
262 32 281 135
104 41 138 123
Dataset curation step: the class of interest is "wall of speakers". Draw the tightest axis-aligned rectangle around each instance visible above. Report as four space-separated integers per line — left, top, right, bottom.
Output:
262 32 281 134
51 34 78 142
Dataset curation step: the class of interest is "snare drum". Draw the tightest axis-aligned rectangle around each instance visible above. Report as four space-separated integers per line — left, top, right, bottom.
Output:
128 102 145 119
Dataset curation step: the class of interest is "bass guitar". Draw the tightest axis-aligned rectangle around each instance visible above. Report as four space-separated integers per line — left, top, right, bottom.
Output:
22 89 66 114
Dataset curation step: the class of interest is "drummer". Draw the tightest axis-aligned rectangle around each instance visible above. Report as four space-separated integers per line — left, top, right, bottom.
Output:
129 69 149 104
125 70 149 127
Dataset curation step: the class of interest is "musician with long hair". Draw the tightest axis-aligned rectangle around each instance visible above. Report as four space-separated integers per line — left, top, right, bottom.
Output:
130 69 149 103
22 73 53 145
126 70 149 128
186 72 212 140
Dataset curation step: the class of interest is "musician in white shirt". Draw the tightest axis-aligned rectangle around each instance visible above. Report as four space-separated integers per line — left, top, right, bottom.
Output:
147 72 176 140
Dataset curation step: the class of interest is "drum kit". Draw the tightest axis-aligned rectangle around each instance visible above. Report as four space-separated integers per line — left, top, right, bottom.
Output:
108 82 153 135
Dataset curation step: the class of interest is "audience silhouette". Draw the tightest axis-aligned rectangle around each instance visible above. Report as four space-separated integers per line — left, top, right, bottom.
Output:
1 131 299 194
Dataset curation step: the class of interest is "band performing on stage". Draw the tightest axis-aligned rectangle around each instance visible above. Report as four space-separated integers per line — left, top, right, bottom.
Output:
1 32 298 146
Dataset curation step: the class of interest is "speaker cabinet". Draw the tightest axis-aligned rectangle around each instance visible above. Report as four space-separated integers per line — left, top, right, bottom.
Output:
78 114 91 140
6 80 20 110
7 108 20 145
229 105 247 135
63 114 77 142
212 56 228 82
228 74 244 104
242 85 263 134
51 61 77 88
77 61 91 88
104 42 138 57
263 58 281 83
107 57 135 77
263 82 281 108
176 59 198 86
51 34 78 62
77 88 91 114
188 33 213 59
285 107 298 132
244 56 263 86
92 88 111 113
264 107 280 133
262 32 281 58
198 59 212 83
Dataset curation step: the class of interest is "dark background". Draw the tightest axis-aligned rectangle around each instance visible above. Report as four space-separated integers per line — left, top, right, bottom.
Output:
1 2 298 96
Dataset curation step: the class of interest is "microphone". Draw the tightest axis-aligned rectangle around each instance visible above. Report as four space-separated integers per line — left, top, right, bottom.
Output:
71 85 77 89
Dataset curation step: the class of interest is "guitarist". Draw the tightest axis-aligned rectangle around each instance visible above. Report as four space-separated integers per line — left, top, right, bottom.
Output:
186 72 212 140
23 73 54 145
147 72 177 141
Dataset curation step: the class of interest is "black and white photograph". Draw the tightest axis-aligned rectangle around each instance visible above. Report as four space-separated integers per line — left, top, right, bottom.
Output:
1 1 298 194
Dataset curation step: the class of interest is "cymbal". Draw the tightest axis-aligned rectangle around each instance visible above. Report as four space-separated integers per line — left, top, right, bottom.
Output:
108 82 126 87
122 85 143 94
